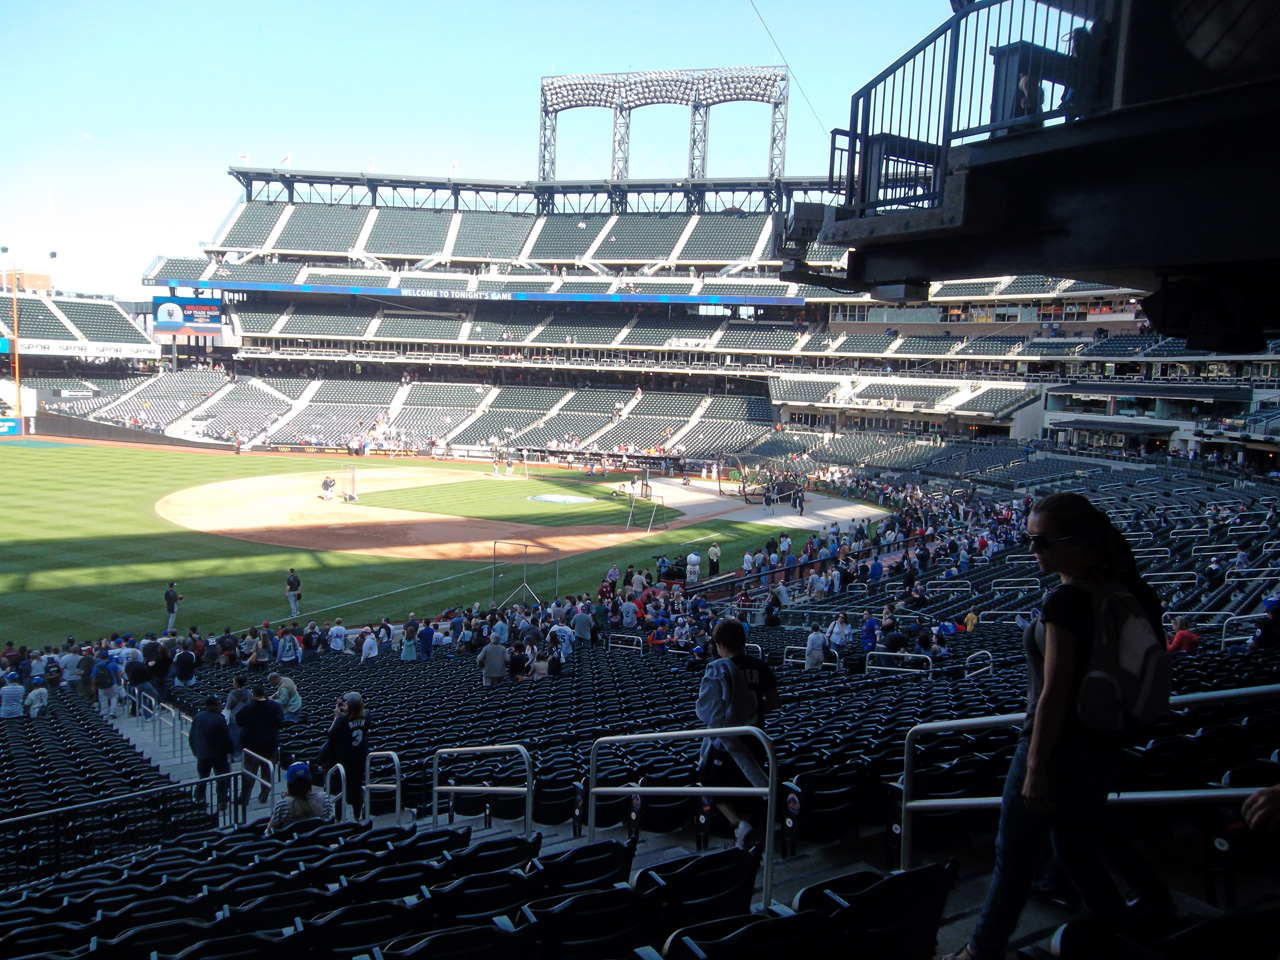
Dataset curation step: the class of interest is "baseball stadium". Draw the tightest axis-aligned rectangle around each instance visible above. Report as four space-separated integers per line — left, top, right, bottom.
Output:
2 3 1280 958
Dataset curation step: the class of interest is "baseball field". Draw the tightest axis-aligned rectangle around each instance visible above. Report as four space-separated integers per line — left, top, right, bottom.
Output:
0 439 882 644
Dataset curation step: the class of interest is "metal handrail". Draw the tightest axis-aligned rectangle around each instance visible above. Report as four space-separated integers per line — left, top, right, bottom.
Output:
866 650 933 675
325 764 349 822
365 751 403 825
979 609 1035 624
784 644 836 670
242 748 277 813
964 650 993 677
588 726 778 907
1220 613 1266 647
606 633 645 654
900 683 1280 868
431 743 534 837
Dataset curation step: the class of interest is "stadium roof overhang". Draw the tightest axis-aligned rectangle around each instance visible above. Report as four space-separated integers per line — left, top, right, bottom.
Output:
229 166 836 212
1046 383 1252 402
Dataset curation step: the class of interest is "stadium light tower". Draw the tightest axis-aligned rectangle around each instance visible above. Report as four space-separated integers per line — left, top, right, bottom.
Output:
538 67 789 190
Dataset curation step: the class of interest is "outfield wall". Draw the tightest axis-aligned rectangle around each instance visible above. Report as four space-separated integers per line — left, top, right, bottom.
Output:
31 412 227 450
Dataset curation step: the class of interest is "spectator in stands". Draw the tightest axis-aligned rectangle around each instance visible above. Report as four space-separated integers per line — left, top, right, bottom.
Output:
943 493 1167 960
123 655 159 720
24 677 49 717
826 612 855 652
805 624 828 671
172 641 197 687
235 684 284 809
359 627 379 663
225 674 251 759
1166 617 1201 653
695 618 779 848
965 606 980 633
189 695 233 810
328 618 347 655
91 652 122 718
268 673 302 721
477 633 509 688
76 646 96 702
270 763 334 833
0 674 25 719
1248 599 1280 651
320 692 370 820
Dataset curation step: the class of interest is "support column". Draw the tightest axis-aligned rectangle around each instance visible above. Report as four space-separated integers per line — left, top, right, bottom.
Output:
539 98 557 182
611 107 631 182
689 101 710 179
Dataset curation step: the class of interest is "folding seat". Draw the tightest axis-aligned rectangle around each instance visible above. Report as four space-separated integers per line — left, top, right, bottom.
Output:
166 930 292 960
382 826 471 865
532 838 636 895
87 916 216 959
653 910 839 960
792 860 957 960
215 885 348 935
633 847 761 929
0 919 91 956
442 832 542 875
423 868 543 926
371 921 531 959
349 860 450 902
787 764 864 843
532 776 578 826
518 885 659 959
303 898 432 957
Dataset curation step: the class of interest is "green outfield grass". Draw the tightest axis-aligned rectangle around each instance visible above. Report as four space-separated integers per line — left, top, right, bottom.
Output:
361 475 684 527
0 440 875 644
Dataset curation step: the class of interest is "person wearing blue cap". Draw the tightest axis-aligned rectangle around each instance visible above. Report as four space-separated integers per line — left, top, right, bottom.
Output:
91 652 122 718
269 762 334 833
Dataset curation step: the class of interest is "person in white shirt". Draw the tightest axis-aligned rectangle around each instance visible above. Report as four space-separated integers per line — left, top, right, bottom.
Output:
360 629 379 663
742 551 754 577
329 619 348 654
805 625 827 671
707 543 721 576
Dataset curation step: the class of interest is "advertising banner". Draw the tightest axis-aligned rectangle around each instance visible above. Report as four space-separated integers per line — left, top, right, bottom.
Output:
153 297 225 336
0 418 22 437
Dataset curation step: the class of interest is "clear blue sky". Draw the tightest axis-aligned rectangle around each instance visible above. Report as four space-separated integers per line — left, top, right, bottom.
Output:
1 0 946 300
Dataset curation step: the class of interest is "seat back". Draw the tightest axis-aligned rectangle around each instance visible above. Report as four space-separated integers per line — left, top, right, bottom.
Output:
377 922 531 959
667 911 837 960
633 847 762 928
533 838 637 895
443 832 542 876
822 860 958 960
426 868 542 925
520 886 658 960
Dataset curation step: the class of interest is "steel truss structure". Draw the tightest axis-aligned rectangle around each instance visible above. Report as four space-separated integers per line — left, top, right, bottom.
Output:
229 166 835 217
538 67 790 205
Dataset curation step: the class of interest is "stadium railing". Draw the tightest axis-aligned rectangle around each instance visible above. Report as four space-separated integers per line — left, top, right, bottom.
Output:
587 725 779 908
431 743 534 837
898 682 1280 869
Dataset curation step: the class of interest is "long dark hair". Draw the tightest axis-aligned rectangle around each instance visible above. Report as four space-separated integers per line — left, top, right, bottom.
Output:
1031 492 1164 629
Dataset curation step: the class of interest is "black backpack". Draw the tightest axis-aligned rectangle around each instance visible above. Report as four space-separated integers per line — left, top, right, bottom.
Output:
93 665 115 688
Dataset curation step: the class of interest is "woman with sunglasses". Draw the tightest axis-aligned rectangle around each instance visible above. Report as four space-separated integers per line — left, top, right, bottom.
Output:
944 492 1170 960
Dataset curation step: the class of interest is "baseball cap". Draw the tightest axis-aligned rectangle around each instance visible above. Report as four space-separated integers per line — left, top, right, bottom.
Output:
286 762 311 785
693 646 704 655
343 691 364 709
31 677 43 686
1264 597 1280 612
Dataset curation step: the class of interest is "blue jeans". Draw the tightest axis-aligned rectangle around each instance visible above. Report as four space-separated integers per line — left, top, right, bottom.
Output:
969 738 1125 958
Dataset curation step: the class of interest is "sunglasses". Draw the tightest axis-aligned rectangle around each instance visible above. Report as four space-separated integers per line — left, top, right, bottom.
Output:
1027 534 1076 551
